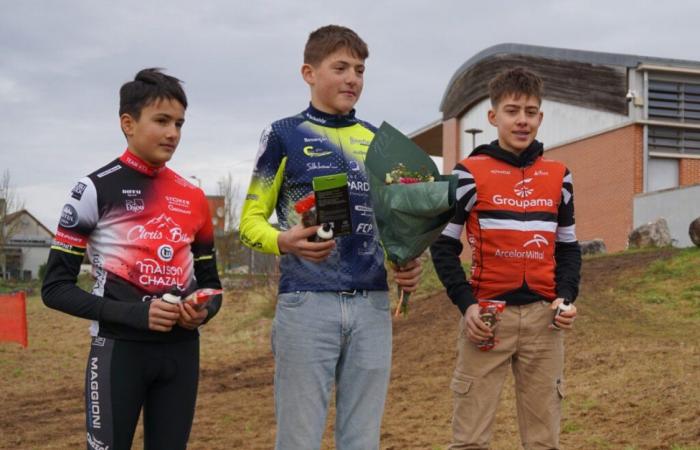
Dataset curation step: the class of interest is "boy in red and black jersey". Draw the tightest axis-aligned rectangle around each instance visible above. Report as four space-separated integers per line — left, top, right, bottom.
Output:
431 67 581 449
42 69 222 450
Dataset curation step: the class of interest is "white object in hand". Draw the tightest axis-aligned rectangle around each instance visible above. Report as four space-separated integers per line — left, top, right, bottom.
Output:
162 293 182 305
316 223 334 240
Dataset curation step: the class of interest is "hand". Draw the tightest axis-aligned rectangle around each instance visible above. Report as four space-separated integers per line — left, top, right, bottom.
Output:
393 258 422 293
148 299 180 332
464 303 494 344
177 302 209 330
277 224 336 262
550 298 577 330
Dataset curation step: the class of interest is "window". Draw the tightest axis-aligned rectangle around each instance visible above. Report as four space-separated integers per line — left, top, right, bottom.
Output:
648 126 700 155
648 79 700 124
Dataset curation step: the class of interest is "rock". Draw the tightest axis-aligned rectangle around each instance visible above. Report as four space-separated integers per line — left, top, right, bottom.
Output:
580 239 606 256
628 218 672 249
690 217 700 247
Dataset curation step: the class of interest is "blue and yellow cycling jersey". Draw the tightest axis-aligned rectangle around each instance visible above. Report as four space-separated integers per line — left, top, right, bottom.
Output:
240 104 388 293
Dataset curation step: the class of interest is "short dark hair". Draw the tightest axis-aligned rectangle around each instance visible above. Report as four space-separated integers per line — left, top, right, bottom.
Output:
119 68 187 119
304 25 369 66
488 67 543 107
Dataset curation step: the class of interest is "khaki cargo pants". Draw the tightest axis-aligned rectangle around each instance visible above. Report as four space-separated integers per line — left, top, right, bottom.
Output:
449 301 565 450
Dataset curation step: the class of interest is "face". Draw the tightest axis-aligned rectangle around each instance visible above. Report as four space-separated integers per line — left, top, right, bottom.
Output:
120 98 185 167
302 47 364 115
487 94 543 154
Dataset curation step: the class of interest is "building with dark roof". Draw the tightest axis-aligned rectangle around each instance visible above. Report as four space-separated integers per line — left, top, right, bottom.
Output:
1 209 54 280
412 43 700 251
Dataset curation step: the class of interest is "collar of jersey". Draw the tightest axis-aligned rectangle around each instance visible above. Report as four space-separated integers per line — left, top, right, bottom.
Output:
303 103 358 128
120 149 166 177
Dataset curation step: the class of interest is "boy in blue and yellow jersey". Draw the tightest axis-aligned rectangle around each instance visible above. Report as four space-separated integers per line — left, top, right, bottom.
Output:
240 25 422 450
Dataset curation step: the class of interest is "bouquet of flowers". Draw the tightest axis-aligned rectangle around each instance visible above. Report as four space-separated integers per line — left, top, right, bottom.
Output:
366 122 457 316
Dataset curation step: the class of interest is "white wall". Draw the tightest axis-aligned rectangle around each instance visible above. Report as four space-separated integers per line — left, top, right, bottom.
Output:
459 98 629 158
633 184 700 247
22 246 50 278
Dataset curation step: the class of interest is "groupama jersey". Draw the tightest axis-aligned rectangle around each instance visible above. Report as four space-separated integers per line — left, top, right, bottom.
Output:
430 141 581 314
42 150 222 342
240 104 388 293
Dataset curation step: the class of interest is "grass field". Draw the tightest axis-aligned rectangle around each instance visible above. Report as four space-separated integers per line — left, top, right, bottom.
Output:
1 247 699 449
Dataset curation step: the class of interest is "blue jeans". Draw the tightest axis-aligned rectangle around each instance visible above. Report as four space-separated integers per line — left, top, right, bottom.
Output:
272 290 392 450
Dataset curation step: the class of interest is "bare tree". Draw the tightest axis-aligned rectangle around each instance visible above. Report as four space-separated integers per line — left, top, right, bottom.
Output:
215 172 241 271
0 170 25 279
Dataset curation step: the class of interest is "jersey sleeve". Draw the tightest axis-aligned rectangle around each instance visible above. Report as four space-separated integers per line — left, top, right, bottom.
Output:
554 168 582 302
41 178 150 330
430 162 477 314
191 190 223 323
239 125 287 255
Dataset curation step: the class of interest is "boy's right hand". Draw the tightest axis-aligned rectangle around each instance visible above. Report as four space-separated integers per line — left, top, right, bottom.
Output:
148 299 180 332
277 224 336 262
464 303 494 344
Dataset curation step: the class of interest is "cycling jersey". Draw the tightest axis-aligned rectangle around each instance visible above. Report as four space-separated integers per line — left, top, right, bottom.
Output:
240 104 388 293
42 149 222 342
431 141 581 314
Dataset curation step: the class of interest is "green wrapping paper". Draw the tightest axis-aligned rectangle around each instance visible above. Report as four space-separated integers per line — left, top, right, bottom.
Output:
366 121 457 314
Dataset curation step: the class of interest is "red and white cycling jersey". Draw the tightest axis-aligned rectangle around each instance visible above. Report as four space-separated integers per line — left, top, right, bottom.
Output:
44 149 220 341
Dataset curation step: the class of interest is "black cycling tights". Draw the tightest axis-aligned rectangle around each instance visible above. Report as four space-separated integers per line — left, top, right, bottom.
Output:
84 336 199 450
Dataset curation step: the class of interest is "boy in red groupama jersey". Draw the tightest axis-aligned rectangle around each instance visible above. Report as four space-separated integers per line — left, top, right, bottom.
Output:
431 67 581 449
42 68 222 450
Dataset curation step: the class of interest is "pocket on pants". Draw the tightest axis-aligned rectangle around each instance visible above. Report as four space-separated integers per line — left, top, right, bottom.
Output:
277 291 309 308
450 372 474 396
367 291 390 311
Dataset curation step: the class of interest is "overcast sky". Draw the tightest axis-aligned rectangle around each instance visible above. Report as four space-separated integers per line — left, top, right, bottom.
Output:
2 0 700 229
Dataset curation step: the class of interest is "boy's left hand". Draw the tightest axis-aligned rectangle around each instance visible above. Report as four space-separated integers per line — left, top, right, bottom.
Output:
177 302 208 330
550 297 577 330
393 258 422 293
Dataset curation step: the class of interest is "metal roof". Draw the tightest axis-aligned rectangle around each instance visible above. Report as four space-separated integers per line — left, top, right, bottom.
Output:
441 43 700 112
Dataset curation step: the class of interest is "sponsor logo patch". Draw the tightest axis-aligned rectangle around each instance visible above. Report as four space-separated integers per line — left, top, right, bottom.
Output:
524 234 549 248
125 199 145 213
304 137 328 143
355 222 373 235
349 137 371 146
348 180 369 192
86 432 108 450
307 162 339 171
88 358 102 431
492 195 554 208
126 214 191 243
495 248 544 260
96 165 121 178
71 182 87 200
514 178 534 198
135 258 184 288
157 244 174 262
165 196 191 215
303 146 332 157
122 189 142 197
59 204 80 228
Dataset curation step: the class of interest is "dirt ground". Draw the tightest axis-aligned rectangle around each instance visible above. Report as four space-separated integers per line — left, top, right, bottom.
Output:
1 249 700 449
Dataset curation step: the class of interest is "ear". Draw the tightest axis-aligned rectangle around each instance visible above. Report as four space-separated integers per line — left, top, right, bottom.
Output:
120 113 135 137
301 63 315 86
487 109 497 127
